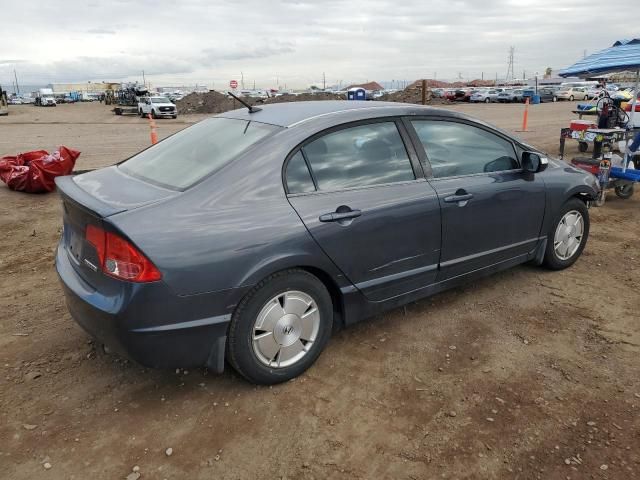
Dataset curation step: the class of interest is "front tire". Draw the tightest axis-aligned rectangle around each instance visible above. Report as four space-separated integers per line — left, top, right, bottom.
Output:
227 269 333 385
614 183 634 199
569 95 574 101
484 98 490 103
553 96 557 102
543 198 589 270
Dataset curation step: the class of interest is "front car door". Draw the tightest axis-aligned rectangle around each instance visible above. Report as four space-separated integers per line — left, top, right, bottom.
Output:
405 118 546 281
285 119 441 301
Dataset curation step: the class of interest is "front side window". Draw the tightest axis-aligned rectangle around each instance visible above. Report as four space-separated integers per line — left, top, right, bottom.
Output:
120 118 279 189
302 122 415 191
411 120 519 178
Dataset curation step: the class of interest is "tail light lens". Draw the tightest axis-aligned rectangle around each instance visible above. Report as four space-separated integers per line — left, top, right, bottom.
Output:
85 224 161 282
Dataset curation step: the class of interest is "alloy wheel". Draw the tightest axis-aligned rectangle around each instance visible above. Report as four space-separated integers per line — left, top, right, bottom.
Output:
554 210 584 260
252 291 320 368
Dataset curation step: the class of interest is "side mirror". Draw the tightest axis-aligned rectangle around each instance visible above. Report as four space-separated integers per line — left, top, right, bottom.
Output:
522 151 549 173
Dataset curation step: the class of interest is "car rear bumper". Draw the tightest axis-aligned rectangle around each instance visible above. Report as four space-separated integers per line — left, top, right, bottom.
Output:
55 243 231 372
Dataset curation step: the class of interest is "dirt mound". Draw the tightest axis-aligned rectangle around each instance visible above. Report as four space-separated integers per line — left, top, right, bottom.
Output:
175 91 245 114
176 91 345 114
264 92 343 104
379 88 451 105
176 89 448 115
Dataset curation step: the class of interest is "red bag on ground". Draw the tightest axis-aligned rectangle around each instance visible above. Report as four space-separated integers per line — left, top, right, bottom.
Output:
0 146 80 193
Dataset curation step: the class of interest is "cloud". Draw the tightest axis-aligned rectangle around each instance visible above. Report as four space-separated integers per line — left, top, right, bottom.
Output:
0 55 195 84
86 28 117 35
1 0 638 87
201 42 296 64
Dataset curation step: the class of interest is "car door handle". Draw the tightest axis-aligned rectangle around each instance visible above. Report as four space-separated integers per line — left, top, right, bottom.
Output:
444 193 474 204
319 209 362 222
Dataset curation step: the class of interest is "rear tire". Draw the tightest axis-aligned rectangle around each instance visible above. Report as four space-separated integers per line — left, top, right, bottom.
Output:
569 95 574 101
484 98 490 103
227 269 333 385
542 198 589 270
553 96 557 102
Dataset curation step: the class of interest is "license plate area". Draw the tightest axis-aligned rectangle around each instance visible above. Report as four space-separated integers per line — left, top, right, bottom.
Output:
65 221 84 265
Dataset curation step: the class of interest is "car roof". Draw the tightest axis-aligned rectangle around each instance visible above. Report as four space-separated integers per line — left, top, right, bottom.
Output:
216 100 464 128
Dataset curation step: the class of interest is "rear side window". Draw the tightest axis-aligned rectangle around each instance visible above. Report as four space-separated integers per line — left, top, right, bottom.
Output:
411 120 519 178
119 118 279 190
285 151 315 194
302 122 414 191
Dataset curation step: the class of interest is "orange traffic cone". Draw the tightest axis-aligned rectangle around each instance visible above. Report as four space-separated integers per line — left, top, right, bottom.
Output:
518 98 530 132
148 113 158 145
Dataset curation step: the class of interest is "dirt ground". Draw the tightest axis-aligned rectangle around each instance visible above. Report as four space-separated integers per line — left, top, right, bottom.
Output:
1 101 638 480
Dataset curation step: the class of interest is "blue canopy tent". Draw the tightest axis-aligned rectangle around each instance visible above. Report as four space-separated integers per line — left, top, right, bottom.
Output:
559 39 640 77
560 39 640 171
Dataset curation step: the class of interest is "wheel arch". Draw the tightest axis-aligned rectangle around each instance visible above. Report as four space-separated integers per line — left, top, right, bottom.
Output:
235 255 349 330
297 265 346 330
567 186 598 203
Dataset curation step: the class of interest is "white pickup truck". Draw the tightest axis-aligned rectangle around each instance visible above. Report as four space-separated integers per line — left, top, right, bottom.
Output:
138 96 177 119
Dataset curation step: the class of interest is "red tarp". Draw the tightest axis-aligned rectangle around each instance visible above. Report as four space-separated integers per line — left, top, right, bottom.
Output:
0 146 80 193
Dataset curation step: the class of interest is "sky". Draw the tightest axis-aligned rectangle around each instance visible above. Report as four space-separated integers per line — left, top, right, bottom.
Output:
1 0 638 90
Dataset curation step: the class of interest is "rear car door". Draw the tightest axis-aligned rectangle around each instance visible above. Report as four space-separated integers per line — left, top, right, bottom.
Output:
406 118 546 281
285 119 441 301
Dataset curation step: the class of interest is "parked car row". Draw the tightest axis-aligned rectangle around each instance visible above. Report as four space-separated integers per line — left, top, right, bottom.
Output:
435 84 618 104
447 86 563 104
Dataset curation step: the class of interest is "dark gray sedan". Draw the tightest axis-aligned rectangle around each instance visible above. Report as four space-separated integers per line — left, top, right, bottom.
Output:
55 101 599 384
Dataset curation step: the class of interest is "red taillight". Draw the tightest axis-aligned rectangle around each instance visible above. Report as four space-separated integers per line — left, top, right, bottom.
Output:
85 225 161 282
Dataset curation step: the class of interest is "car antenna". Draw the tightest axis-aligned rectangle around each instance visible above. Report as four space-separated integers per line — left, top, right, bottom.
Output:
227 91 262 113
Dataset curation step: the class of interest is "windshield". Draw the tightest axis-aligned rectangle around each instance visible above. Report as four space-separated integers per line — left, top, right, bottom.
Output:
150 97 171 103
119 118 280 190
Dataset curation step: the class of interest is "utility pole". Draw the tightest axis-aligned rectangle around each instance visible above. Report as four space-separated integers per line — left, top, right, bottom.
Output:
241 72 245 89
253 79 255 90
481 72 484 81
14 70 20 94
322 72 326 91
142 70 146 88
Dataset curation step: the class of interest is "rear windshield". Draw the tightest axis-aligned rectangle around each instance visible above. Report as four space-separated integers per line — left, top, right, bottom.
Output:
119 118 279 190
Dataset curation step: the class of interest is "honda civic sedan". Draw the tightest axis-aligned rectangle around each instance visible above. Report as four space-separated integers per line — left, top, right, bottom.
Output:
55 101 599 384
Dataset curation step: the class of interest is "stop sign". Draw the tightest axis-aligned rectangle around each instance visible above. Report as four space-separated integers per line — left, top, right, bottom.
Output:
230 80 238 89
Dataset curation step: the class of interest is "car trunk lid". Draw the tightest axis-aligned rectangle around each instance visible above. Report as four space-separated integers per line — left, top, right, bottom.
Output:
55 168 177 287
